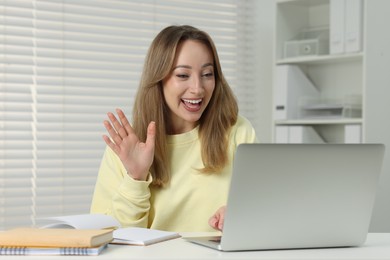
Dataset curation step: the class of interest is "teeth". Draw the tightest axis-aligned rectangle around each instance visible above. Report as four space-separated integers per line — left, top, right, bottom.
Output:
183 99 202 104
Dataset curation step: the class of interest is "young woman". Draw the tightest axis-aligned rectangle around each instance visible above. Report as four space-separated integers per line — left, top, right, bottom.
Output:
90 25 257 232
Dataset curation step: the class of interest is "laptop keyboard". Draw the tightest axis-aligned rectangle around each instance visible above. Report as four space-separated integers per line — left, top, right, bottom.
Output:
209 237 221 243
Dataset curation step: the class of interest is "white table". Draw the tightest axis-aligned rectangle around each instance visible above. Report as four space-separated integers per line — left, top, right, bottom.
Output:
7 233 390 259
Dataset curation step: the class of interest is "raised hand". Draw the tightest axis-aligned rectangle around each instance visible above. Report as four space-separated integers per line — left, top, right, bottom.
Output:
102 108 156 181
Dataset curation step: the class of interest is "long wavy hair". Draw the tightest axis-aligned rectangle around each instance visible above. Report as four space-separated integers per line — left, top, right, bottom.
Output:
132 25 238 186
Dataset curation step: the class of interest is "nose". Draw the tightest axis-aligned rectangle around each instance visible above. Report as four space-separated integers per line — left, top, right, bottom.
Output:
190 75 204 94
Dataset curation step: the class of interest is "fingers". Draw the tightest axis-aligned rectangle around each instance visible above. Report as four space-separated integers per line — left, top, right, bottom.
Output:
209 206 226 231
107 111 128 140
145 121 156 149
208 215 223 231
102 134 120 154
104 109 134 142
103 109 155 152
103 119 123 145
116 108 135 136
217 214 225 231
208 216 218 230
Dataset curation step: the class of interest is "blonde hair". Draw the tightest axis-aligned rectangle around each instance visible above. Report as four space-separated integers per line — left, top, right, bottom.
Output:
132 25 238 186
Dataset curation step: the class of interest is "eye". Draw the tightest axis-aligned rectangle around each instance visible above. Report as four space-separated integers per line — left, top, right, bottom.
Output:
176 74 189 79
202 72 214 78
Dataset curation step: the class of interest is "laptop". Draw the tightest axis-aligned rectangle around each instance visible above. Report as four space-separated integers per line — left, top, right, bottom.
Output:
185 143 385 251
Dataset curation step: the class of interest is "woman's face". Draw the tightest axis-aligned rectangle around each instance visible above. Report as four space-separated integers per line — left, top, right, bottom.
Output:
162 40 215 134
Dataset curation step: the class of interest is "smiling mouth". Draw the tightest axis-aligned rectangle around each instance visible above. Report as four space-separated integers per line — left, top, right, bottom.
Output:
182 98 202 111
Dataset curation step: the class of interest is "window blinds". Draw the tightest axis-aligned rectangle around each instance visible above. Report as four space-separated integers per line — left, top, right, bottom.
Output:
0 0 257 230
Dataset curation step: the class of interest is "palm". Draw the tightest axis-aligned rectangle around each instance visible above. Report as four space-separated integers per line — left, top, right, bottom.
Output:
103 109 156 181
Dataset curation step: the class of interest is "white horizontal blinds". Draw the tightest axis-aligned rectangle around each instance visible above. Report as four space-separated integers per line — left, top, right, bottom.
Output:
0 1 36 229
235 0 259 130
0 0 256 230
0 0 141 229
32 0 141 223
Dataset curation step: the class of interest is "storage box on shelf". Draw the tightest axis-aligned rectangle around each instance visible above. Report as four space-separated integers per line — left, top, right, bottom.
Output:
298 95 362 119
284 27 330 59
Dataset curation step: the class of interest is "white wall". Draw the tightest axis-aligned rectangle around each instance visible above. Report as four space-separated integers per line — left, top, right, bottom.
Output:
251 0 275 143
364 0 390 232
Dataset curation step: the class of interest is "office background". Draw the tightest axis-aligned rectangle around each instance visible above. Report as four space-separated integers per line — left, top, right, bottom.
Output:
0 0 389 232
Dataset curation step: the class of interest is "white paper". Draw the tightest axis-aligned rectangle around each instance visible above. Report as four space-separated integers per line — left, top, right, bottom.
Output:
112 227 180 246
40 214 120 230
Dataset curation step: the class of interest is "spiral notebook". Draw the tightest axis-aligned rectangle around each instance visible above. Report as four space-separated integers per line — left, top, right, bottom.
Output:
0 243 107 256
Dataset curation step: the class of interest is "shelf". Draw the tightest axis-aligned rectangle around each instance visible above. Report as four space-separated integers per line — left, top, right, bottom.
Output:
276 52 363 65
277 0 328 6
274 0 366 144
275 118 363 125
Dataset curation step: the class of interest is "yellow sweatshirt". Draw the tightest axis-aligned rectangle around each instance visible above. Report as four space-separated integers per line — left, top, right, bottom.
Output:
90 115 257 232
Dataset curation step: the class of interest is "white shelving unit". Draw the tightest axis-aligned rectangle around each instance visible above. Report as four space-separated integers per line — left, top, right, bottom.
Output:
273 0 365 143
272 0 390 231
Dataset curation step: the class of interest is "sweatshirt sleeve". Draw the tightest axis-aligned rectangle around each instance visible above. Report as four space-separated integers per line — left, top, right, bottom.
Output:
90 146 152 228
232 115 258 145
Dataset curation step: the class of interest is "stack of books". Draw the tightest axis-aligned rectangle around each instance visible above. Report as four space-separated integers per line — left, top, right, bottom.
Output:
0 227 113 256
0 213 181 255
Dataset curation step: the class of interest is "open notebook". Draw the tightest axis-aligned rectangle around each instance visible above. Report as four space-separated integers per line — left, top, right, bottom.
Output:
185 143 385 251
40 214 180 246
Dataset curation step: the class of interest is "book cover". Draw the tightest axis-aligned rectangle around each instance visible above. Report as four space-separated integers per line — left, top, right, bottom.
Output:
0 228 113 248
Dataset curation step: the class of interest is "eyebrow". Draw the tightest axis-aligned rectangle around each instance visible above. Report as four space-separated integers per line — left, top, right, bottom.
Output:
173 63 214 70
